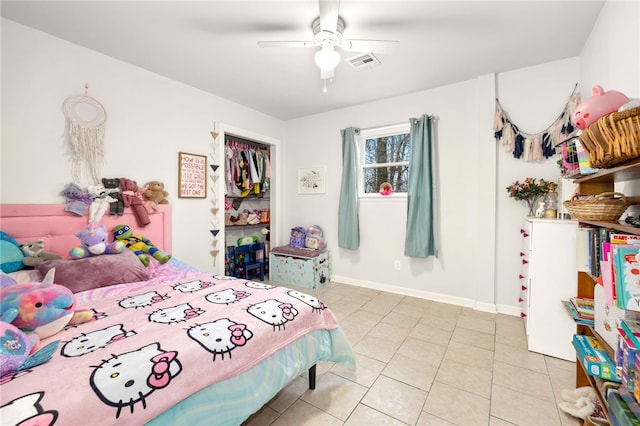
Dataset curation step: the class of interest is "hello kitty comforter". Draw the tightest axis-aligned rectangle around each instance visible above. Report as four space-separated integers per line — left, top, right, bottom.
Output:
0 270 341 425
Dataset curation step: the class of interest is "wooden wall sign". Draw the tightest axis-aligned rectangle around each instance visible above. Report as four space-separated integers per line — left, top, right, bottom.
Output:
178 152 207 198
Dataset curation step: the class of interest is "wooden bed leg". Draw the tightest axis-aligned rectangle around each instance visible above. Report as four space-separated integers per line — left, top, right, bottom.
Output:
308 364 316 390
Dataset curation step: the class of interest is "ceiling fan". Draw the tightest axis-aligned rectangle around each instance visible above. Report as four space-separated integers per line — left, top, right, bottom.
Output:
257 0 399 92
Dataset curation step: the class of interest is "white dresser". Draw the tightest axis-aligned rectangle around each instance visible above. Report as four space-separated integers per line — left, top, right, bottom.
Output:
520 218 577 361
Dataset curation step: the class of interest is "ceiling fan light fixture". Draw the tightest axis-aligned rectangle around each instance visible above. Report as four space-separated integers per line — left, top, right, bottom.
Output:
314 43 340 71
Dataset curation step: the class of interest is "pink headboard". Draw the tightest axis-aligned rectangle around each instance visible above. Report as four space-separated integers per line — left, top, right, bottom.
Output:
0 204 172 259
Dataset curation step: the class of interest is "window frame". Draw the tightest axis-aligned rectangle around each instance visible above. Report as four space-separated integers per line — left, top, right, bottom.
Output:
358 122 411 198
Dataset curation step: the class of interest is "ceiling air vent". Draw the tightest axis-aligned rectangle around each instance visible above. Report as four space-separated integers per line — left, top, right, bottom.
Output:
347 53 381 71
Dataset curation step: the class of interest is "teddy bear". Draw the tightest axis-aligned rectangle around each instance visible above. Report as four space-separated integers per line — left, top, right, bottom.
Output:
144 181 169 204
87 183 116 223
69 223 125 259
102 177 124 216
19 240 61 267
119 178 151 227
60 182 93 216
113 224 171 266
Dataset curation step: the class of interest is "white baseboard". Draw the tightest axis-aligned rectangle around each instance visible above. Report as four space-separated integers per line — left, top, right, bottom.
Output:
329 275 521 317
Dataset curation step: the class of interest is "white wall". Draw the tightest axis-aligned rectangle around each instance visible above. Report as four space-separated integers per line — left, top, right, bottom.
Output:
1 19 284 272
579 0 639 101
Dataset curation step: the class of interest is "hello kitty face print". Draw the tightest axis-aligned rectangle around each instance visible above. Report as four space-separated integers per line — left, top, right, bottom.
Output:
119 291 169 309
0 392 57 426
61 324 136 357
89 343 181 419
173 279 215 293
187 318 253 361
244 281 275 290
247 299 298 331
148 303 204 324
211 274 236 280
287 290 326 314
205 288 250 305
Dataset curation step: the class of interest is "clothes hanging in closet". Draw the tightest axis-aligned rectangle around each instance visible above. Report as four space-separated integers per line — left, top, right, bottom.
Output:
225 140 270 197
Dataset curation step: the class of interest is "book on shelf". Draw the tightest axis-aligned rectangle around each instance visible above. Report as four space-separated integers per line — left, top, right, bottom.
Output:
618 385 640 421
621 320 640 350
573 333 621 382
570 296 595 320
613 245 640 312
562 300 595 326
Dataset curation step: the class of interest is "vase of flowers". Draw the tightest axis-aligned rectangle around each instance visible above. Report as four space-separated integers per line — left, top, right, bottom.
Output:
506 178 557 217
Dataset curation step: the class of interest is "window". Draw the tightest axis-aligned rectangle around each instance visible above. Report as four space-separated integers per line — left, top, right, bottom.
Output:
359 123 411 196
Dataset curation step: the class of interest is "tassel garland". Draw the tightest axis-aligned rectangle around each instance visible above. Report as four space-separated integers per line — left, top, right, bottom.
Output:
494 84 581 161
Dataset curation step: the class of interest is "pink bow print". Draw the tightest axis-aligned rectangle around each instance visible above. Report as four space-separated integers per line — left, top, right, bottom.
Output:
279 303 295 321
228 324 248 346
184 308 201 319
148 351 177 389
234 291 249 299
151 294 166 303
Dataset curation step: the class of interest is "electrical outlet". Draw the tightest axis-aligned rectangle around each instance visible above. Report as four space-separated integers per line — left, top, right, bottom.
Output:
394 260 401 270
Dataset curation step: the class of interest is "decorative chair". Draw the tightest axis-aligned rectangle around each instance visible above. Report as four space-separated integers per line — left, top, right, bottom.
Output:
225 246 237 277
251 242 268 277
234 243 265 281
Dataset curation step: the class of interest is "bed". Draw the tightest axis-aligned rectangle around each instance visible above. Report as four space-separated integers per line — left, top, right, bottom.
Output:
0 204 355 425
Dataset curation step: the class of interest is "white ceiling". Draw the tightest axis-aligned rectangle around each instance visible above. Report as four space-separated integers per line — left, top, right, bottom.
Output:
1 0 605 120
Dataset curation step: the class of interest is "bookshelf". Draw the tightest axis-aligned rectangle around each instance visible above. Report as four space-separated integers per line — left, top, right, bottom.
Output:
573 159 640 424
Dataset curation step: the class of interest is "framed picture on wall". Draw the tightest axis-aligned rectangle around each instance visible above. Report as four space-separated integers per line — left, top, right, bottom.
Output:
298 166 326 194
178 152 207 198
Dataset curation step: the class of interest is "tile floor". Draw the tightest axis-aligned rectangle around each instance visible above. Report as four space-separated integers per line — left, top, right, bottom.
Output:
243 281 584 426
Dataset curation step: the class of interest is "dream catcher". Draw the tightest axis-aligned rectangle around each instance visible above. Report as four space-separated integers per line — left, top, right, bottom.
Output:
63 86 107 186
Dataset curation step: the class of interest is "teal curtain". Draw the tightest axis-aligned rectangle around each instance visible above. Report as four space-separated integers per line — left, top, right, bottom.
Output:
338 127 360 249
404 115 437 258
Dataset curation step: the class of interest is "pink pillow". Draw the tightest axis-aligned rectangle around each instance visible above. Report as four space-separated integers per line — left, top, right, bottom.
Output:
37 250 149 293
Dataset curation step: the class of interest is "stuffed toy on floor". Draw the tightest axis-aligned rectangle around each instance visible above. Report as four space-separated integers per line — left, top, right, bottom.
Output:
70 223 125 259
113 224 171 266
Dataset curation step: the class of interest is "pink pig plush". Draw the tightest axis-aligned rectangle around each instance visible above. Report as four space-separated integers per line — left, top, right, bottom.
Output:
573 85 630 130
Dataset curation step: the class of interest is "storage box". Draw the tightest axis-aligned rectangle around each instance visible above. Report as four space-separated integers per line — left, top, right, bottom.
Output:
269 247 330 290
573 334 621 382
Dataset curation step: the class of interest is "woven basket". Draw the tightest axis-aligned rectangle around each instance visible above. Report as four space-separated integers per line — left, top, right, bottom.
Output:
579 106 640 169
563 192 629 221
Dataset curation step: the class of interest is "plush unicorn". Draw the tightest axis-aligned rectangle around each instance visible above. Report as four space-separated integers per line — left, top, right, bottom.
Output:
70 223 125 259
0 269 92 339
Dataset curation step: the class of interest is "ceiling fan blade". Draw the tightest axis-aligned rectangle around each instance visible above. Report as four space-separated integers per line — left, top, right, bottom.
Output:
342 39 399 54
319 0 340 33
257 40 315 48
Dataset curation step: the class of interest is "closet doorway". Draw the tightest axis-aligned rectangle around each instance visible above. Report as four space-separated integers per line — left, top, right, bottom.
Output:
216 124 279 278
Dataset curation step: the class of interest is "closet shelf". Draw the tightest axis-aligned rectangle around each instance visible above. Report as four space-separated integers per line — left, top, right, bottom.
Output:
226 223 269 229
227 195 269 200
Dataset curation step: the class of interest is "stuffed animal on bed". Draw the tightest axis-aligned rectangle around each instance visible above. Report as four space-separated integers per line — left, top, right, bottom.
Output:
70 223 125 259
20 240 61 267
113 224 172 266
120 177 151 227
0 269 93 339
144 181 169 204
87 183 116 223
60 182 93 216
102 177 125 216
